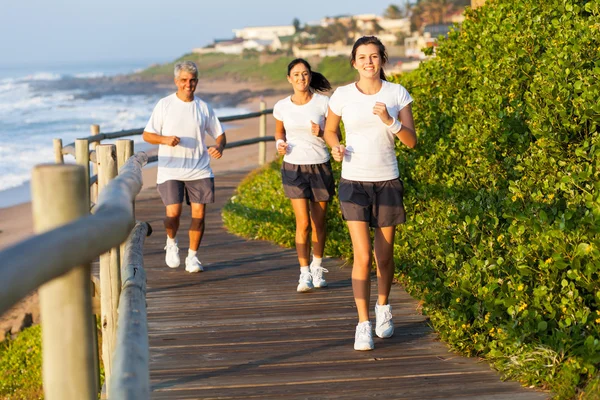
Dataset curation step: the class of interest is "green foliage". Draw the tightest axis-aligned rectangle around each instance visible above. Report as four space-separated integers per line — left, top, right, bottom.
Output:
391 0 600 396
316 56 357 85
223 0 600 397
0 325 43 399
0 320 105 399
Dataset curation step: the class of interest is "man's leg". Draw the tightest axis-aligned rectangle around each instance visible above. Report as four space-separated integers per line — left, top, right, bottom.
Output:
165 203 183 239
184 202 205 273
189 202 206 251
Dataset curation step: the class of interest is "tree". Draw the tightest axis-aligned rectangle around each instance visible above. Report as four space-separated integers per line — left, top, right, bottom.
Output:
384 4 403 19
292 18 301 33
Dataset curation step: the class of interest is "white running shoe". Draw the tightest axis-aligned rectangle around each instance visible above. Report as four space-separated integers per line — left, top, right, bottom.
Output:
310 266 329 288
164 241 180 268
375 303 394 338
185 256 204 273
354 321 374 351
296 271 314 292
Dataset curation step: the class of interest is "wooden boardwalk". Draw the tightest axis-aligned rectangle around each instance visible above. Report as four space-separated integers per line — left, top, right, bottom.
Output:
135 169 549 400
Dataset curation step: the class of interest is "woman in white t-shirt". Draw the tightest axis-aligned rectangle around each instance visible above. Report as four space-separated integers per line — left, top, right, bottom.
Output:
323 36 417 351
273 58 338 293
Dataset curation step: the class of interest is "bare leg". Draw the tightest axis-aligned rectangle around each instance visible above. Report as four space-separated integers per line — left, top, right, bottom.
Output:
189 203 206 251
290 198 311 267
165 203 182 239
374 226 396 306
309 201 328 258
347 221 372 322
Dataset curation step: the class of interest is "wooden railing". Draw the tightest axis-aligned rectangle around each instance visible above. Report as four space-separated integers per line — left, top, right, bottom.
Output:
0 101 274 399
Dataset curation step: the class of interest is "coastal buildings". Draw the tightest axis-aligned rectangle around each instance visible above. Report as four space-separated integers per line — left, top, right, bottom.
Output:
192 7 469 68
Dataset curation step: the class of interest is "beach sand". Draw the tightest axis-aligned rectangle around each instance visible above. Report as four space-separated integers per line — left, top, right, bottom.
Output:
0 84 285 338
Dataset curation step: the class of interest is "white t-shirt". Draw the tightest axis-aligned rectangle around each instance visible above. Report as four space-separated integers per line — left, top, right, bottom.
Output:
145 93 224 184
273 92 330 165
328 80 413 182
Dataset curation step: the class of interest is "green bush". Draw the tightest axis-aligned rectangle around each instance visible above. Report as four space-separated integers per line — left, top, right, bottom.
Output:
0 325 43 399
391 0 599 397
223 0 599 397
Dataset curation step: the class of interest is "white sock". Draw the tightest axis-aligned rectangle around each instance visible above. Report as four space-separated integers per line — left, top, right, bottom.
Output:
311 256 322 268
166 236 176 245
188 249 197 258
300 266 310 274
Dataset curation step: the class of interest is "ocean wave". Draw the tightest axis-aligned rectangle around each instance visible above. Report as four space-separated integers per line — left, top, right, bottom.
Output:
19 72 63 82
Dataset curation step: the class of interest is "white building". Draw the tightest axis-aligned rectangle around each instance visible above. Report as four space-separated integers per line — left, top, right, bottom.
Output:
233 25 296 41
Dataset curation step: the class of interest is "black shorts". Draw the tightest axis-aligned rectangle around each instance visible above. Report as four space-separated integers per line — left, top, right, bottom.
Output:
157 178 215 206
338 177 405 227
281 161 335 202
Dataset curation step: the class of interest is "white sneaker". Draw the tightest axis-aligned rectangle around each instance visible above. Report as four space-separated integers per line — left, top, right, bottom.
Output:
296 271 314 292
310 266 329 288
375 303 394 338
354 321 374 351
164 241 180 268
185 256 203 273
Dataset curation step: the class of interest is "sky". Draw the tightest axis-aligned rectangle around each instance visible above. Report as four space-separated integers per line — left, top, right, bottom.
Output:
1 0 400 67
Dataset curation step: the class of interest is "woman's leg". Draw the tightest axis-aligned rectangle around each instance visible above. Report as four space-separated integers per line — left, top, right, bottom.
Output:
373 226 396 305
346 221 372 322
309 201 328 258
290 198 311 266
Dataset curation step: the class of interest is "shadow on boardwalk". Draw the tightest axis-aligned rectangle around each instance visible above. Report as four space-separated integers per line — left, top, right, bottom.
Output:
135 169 549 400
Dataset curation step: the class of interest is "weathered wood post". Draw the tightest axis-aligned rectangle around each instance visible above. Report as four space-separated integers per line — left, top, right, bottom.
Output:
96 144 121 389
74 138 101 392
53 138 64 164
90 124 101 204
116 139 134 171
32 164 97 400
75 139 90 205
258 98 267 165
116 139 135 267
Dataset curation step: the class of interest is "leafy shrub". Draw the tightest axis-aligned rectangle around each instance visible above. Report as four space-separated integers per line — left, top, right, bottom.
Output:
0 325 43 399
392 0 599 397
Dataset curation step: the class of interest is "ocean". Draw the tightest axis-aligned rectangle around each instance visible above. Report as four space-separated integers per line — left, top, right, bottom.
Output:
0 60 245 208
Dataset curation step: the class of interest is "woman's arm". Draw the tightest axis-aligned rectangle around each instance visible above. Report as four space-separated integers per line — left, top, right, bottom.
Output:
324 108 345 162
396 104 417 148
274 119 288 155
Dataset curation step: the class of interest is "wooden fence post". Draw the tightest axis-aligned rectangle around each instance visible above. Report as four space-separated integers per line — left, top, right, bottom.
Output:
116 139 135 267
75 139 90 206
75 138 100 393
90 124 101 204
116 139 134 171
97 144 121 390
258 98 267 165
53 138 64 164
32 164 97 400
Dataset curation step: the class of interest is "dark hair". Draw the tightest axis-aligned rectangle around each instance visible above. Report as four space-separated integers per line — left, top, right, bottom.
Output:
350 36 388 81
286 58 331 93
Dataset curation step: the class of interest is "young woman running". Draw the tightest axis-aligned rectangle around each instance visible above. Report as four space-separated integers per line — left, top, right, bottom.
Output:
323 36 417 350
273 58 337 292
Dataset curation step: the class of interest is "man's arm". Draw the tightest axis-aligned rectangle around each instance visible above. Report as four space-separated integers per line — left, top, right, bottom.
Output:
142 131 180 147
208 133 226 159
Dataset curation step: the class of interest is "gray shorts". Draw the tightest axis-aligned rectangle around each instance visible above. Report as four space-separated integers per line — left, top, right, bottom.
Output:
338 177 406 227
157 178 215 206
281 161 335 202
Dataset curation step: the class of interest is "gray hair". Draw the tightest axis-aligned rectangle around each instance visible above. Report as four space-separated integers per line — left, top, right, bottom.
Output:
174 61 198 78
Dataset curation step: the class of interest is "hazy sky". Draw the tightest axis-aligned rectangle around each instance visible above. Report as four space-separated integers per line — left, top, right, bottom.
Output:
1 0 400 66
